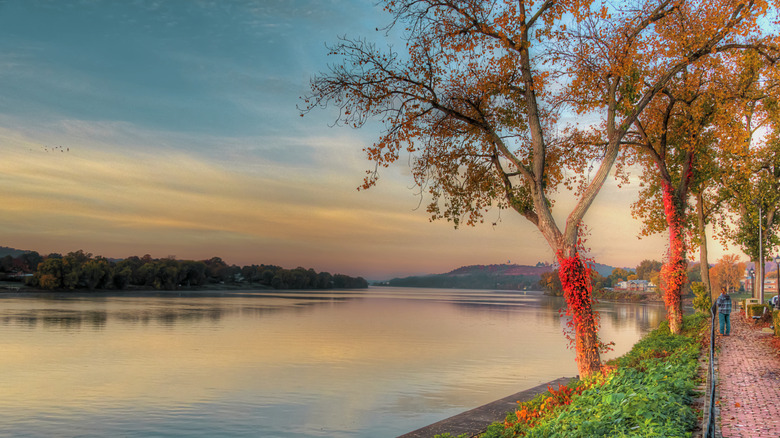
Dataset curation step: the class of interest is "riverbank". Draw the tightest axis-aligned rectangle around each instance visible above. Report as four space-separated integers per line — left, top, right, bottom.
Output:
593 289 663 302
0 280 372 296
4 279 672 302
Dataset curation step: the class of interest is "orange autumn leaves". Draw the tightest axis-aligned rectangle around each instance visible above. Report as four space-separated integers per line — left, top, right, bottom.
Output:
504 376 612 431
504 385 587 430
306 0 778 376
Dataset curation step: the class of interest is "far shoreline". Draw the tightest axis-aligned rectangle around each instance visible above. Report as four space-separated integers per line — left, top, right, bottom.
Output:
0 281 369 298
0 282 681 304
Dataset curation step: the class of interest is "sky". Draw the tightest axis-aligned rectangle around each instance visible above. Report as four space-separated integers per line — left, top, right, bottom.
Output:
0 0 735 280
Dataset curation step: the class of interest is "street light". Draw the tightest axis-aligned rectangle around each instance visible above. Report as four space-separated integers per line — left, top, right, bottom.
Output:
750 268 755 297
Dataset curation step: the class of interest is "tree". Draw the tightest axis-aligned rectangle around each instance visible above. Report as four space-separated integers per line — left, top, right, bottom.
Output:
687 49 780 301
709 254 746 293
626 46 779 332
203 256 229 283
0 255 13 273
687 263 703 284
590 270 607 292
180 260 207 287
607 268 633 287
135 261 157 287
152 258 182 290
81 258 110 290
541 268 605 295
691 177 722 299
540 270 564 296
35 258 64 290
691 282 712 313
17 251 42 272
112 265 132 290
305 0 771 375
716 51 780 300
62 250 92 289
635 260 663 281
316 271 333 289
625 63 720 333
241 265 258 284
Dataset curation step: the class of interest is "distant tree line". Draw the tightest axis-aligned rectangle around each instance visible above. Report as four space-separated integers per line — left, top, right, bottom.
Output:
0 251 43 275
0 250 367 291
381 273 539 290
538 258 744 297
539 260 665 296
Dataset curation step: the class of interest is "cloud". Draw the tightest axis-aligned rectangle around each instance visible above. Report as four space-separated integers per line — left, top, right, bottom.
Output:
0 117 511 276
0 111 737 279
0 0 739 278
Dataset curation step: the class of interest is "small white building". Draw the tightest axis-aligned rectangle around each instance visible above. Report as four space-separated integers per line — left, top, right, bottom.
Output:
615 279 656 292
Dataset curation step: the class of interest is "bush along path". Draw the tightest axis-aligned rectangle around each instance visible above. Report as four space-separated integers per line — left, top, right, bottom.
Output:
452 313 709 438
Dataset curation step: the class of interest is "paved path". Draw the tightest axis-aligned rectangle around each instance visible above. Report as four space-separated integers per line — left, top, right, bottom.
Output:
717 311 780 437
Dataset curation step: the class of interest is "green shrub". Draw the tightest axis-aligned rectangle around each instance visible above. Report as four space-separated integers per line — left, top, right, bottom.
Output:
481 380 590 438
526 347 698 437
480 314 706 438
691 282 712 315
747 304 771 318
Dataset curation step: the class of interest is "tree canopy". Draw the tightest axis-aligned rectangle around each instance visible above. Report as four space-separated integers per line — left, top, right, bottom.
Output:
305 0 776 374
4 250 368 292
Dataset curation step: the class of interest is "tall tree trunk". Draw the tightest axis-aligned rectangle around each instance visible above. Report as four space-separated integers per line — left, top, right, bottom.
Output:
761 210 776 303
696 192 712 301
557 251 602 377
661 184 686 334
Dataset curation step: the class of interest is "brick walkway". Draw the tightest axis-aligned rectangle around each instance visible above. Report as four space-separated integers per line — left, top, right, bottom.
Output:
717 311 780 437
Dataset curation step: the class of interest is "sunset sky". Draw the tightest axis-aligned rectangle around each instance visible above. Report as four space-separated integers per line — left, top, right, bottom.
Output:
0 0 734 280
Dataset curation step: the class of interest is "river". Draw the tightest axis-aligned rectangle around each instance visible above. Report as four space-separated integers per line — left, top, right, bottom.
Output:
0 287 666 437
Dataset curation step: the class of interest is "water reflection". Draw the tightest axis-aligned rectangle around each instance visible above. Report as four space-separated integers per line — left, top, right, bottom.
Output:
1 309 108 330
0 288 665 437
597 300 666 333
0 291 359 331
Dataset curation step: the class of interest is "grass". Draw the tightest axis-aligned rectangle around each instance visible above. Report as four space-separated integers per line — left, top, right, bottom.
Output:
477 313 709 438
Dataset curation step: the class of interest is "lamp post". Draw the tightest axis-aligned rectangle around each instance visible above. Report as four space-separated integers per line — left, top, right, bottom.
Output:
750 268 755 297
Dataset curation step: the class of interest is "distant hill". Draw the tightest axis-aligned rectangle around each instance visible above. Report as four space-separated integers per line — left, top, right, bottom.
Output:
377 262 620 290
0 246 29 258
445 262 620 278
447 263 553 276
589 262 620 277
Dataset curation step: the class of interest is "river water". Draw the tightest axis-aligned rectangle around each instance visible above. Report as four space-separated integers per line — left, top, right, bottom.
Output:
0 287 665 437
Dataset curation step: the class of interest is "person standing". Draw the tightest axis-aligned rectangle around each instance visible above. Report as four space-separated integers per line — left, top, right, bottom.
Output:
716 287 732 336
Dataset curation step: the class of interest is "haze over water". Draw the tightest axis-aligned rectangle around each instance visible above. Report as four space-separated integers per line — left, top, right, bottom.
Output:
0 288 665 437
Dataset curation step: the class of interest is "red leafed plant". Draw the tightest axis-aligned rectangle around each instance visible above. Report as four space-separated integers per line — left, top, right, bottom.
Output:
503 371 613 432
660 183 686 334
557 248 614 375
504 385 583 429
